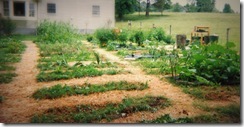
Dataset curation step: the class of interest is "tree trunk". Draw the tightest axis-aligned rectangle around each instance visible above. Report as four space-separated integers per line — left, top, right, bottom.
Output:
146 0 150 16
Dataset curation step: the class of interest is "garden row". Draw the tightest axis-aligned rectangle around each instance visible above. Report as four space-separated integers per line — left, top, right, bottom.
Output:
35 21 125 82
0 37 26 84
88 27 240 86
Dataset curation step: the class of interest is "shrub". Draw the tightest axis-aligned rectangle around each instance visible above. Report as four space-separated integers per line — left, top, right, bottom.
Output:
147 28 174 44
95 28 116 47
117 29 128 42
36 20 79 43
0 17 16 35
86 35 93 42
179 43 240 85
130 30 145 46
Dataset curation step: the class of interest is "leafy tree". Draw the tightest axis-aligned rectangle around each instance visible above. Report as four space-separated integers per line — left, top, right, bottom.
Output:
195 0 215 12
172 3 183 12
184 3 198 12
115 0 138 20
223 3 234 13
153 0 172 15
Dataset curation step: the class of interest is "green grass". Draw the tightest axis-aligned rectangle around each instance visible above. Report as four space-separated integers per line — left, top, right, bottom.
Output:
0 73 17 84
116 12 240 52
141 114 192 123
0 36 26 84
31 96 170 123
33 81 149 100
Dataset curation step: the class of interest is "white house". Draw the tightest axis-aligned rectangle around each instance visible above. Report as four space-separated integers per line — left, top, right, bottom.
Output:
0 0 115 34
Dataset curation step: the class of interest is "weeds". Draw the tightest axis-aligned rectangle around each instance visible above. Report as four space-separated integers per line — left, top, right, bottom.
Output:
31 96 170 123
0 37 26 84
32 81 149 100
141 114 192 123
36 20 79 43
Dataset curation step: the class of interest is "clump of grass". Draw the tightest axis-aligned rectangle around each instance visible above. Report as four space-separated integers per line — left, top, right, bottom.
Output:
31 96 170 123
0 37 26 84
0 73 17 84
0 96 4 103
141 114 192 123
215 104 240 123
33 81 149 100
37 66 103 82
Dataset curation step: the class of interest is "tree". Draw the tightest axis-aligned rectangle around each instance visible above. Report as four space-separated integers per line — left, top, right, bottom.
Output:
172 3 183 12
145 0 150 16
153 0 172 15
223 3 234 13
184 3 197 12
115 0 138 20
195 0 215 12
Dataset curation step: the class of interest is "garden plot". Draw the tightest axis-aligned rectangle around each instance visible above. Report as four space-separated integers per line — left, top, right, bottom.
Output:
36 41 126 82
0 19 240 123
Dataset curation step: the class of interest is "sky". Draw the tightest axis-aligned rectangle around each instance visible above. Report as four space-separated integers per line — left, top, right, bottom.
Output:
171 0 240 13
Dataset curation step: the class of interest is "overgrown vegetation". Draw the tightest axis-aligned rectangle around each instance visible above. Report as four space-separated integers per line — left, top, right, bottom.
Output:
0 17 16 35
33 81 148 100
36 20 80 43
179 43 240 85
93 27 173 49
0 37 26 84
31 96 170 123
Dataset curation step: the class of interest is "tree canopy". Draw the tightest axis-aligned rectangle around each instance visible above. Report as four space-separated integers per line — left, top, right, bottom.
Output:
223 3 234 13
115 0 138 20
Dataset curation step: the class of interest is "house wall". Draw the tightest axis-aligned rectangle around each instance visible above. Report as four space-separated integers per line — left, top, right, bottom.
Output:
38 0 115 33
1 0 115 34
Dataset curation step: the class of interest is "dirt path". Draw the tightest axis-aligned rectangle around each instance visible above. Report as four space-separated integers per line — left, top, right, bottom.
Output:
0 41 240 123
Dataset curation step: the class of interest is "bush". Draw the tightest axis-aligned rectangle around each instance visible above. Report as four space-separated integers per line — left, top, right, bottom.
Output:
0 17 16 35
130 30 145 46
147 28 174 44
117 29 128 42
86 35 93 42
36 20 79 43
179 43 240 85
95 28 116 47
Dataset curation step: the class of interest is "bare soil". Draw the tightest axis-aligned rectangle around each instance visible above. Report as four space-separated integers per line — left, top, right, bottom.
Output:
0 41 240 123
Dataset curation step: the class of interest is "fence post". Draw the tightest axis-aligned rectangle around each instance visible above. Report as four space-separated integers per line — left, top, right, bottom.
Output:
226 28 230 49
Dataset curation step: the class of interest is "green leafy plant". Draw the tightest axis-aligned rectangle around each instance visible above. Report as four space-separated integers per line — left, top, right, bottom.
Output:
86 35 93 42
95 28 116 47
179 43 240 85
93 52 100 65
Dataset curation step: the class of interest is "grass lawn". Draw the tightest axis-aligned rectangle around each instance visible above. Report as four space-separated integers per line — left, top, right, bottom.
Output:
116 12 240 52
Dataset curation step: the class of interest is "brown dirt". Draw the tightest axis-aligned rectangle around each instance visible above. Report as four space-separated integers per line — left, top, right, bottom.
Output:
0 41 240 123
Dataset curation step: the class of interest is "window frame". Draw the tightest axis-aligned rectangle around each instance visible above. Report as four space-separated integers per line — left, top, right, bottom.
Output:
29 3 35 17
47 3 56 14
13 1 26 17
92 5 100 16
3 0 10 16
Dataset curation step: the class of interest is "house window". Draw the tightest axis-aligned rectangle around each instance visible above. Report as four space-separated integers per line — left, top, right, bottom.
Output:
14 1 26 16
29 3 35 17
3 1 9 16
47 3 56 13
92 5 100 16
